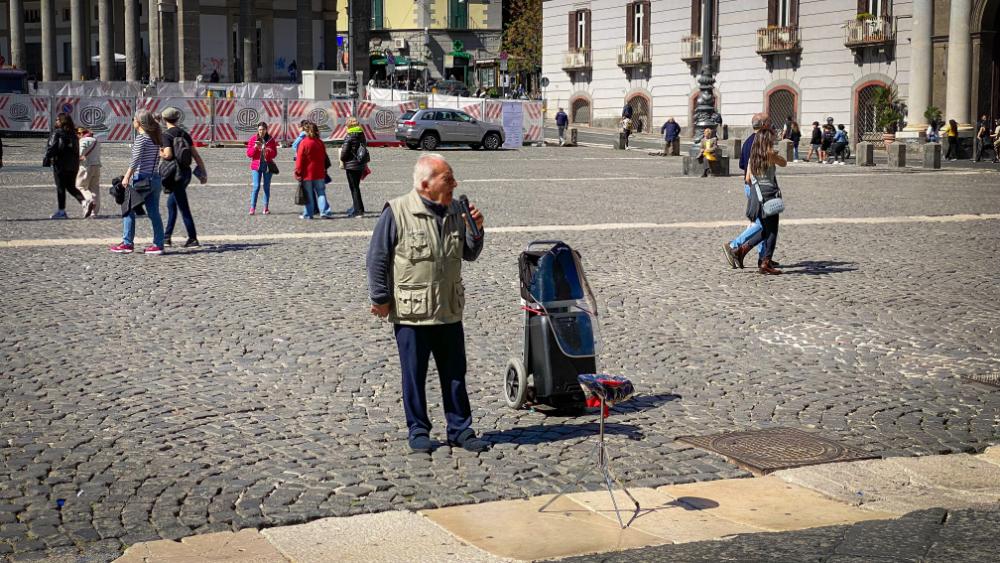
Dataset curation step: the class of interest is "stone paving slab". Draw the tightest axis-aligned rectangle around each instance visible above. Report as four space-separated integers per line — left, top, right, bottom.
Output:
775 451 1000 515
114 529 286 562
262 511 507 563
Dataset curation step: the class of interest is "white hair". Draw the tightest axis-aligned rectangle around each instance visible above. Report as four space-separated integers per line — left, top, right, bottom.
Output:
413 153 448 191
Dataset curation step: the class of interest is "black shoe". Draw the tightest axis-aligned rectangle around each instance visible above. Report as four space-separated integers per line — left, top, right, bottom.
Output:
163 237 172 247
448 429 489 453
183 239 200 248
408 433 432 453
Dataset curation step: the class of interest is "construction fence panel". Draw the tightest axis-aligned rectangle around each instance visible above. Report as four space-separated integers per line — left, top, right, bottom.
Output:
56 96 135 143
284 99 352 143
522 101 544 143
212 98 285 144
0 94 51 134
138 97 213 143
356 100 420 146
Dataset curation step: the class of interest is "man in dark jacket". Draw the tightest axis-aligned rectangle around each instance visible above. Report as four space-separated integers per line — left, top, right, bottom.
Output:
622 104 633 119
555 107 569 146
340 117 369 217
660 117 681 156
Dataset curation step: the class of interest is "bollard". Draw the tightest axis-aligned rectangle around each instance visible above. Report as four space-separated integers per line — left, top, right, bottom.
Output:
922 142 942 169
569 128 578 146
614 132 626 150
887 142 906 168
778 139 794 162
724 137 742 160
682 156 695 175
856 142 875 166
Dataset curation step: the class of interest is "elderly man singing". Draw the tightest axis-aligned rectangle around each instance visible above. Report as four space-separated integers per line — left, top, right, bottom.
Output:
366 154 488 454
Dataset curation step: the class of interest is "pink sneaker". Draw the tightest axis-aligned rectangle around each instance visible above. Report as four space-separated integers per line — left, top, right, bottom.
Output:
109 243 134 254
249 207 256 215
263 207 270 215
143 245 164 255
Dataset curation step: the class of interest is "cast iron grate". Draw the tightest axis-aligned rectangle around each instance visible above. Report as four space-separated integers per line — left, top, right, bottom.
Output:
676 427 878 476
963 373 1000 388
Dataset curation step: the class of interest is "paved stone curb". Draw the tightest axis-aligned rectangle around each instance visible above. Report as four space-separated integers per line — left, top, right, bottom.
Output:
112 447 1000 562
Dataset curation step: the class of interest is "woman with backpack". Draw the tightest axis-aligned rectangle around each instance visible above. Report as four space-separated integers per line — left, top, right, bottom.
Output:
43 113 85 219
832 124 849 165
339 116 369 218
246 122 278 215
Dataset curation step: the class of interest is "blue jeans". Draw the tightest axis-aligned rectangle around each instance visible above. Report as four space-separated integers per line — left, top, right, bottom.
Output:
301 179 330 218
729 184 766 255
123 174 164 247
793 142 799 161
250 170 272 208
165 176 197 241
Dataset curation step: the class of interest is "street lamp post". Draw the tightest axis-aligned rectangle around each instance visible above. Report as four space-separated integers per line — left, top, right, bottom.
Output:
348 0 358 114
692 0 720 148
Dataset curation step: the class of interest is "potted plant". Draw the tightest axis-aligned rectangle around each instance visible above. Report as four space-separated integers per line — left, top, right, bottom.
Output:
873 85 905 145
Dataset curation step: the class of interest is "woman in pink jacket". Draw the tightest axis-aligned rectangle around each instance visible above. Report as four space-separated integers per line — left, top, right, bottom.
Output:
246 122 278 215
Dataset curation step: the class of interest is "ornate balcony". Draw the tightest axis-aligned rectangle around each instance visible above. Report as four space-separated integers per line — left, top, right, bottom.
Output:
756 26 801 55
844 16 896 48
562 48 592 72
681 34 720 64
617 42 651 68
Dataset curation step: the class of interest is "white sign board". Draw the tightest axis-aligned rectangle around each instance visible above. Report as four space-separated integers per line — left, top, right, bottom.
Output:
502 102 523 149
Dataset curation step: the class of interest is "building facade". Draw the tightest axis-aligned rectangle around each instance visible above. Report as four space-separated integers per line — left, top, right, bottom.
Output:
0 0 500 85
542 0 1000 141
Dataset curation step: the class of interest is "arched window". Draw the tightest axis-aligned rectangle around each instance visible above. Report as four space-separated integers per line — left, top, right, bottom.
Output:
766 87 797 127
571 97 591 125
626 94 651 133
855 81 887 146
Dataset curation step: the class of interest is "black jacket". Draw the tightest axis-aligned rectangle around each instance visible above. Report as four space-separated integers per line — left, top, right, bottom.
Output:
44 129 80 176
340 131 369 172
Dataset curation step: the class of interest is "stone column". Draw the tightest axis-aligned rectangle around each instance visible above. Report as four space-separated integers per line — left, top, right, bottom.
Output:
945 0 972 127
99 0 114 80
148 0 161 80
323 4 337 72
296 0 313 70
125 0 141 81
9 0 25 70
159 0 177 81
239 0 255 82
904 0 933 132
177 0 201 81
70 0 87 79
40 0 55 81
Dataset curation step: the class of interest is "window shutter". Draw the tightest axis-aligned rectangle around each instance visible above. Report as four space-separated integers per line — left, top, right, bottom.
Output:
690 0 701 35
857 0 866 14
643 1 651 44
568 11 576 50
585 10 591 49
626 3 635 43
790 0 799 26
714 0 720 36
767 0 777 25
881 0 891 17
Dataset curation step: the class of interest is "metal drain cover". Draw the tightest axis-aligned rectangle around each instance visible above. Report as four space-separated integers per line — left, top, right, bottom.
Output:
676 427 877 475
963 373 1000 388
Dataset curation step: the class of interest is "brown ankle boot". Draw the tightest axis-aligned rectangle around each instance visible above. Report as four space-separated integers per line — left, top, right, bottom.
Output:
733 243 751 269
759 258 782 275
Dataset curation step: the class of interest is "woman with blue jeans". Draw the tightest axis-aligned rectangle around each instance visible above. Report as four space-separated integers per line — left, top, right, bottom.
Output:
110 109 165 254
246 122 278 215
294 122 332 219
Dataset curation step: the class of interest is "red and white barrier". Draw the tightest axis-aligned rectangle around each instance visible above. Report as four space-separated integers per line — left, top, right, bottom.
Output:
523 102 543 143
58 96 134 143
137 97 213 142
0 95 50 133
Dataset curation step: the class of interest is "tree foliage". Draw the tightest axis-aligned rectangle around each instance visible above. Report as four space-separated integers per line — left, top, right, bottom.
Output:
502 0 542 74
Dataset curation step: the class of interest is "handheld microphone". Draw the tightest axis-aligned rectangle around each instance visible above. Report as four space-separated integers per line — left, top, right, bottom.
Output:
458 194 483 240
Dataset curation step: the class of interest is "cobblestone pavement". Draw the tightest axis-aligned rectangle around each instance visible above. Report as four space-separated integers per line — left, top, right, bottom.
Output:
555 507 1000 563
1 140 998 561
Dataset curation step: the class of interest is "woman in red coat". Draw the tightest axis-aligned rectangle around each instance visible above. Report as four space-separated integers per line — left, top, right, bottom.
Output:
294 123 332 219
245 122 278 215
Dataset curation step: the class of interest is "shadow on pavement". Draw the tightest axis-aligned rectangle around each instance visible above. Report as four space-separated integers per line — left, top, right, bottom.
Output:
188 242 273 254
615 393 682 414
781 260 858 276
483 422 644 446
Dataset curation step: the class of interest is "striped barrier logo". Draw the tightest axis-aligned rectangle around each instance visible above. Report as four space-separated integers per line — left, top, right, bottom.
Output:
78 105 108 132
236 107 260 133
371 109 396 130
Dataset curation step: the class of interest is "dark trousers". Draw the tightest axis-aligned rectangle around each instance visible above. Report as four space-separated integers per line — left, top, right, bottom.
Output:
746 213 779 260
165 178 197 241
946 137 959 159
394 322 472 442
346 169 364 215
54 170 84 210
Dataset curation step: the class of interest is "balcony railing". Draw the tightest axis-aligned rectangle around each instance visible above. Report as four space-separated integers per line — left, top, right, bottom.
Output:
562 48 592 71
617 41 652 67
681 34 720 63
756 26 801 55
844 16 896 48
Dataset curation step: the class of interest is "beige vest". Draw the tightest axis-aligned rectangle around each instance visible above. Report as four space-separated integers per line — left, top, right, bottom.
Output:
388 189 466 325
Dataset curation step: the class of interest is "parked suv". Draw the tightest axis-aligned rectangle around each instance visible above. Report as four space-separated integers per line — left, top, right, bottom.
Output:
396 108 505 151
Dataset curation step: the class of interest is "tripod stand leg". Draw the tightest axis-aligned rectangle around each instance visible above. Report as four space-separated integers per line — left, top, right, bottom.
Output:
538 444 602 514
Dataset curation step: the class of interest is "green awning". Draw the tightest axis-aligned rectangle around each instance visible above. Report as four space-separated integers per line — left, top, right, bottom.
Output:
448 51 473 59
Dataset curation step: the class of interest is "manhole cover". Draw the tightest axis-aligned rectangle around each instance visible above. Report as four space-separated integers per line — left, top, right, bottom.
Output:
963 373 1000 388
676 427 877 475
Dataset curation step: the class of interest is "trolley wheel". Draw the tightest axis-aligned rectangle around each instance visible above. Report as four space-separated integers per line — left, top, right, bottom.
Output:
504 358 528 409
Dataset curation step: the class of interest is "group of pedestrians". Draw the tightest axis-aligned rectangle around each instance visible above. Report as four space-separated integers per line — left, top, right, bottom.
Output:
42 109 372 253
799 117 849 165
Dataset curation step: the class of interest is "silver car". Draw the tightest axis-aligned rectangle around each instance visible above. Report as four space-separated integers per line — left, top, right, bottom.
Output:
396 108 505 151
